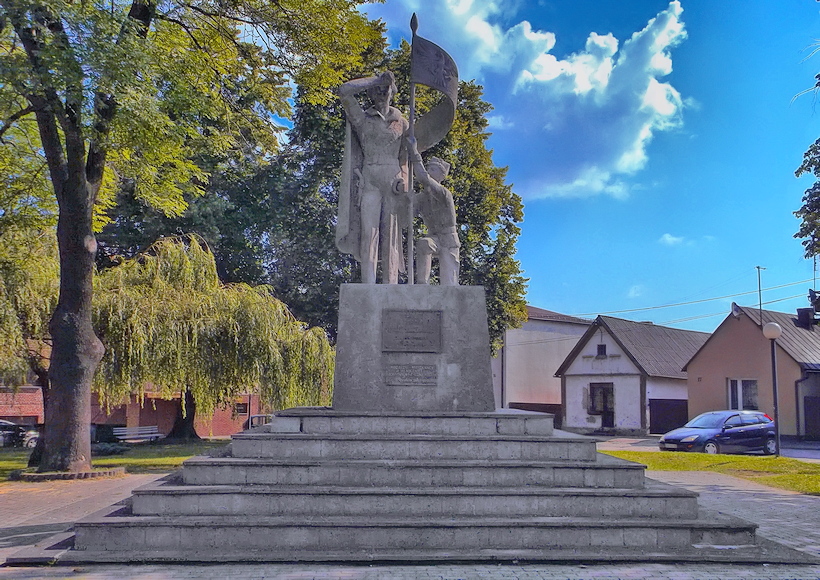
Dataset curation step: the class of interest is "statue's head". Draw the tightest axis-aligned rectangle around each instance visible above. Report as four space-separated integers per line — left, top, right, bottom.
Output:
428 157 451 182
368 71 397 107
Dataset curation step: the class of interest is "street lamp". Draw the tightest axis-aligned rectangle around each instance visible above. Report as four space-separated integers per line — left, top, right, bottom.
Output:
762 322 782 456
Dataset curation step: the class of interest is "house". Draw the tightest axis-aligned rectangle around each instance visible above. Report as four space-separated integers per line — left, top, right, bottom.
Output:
555 315 710 435
0 385 265 437
684 303 820 439
0 386 44 425
491 306 590 426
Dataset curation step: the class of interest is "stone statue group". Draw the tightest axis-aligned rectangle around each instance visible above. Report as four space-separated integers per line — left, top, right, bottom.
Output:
336 71 459 286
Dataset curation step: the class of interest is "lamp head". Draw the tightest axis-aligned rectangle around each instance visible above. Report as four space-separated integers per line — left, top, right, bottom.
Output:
763 322 782 340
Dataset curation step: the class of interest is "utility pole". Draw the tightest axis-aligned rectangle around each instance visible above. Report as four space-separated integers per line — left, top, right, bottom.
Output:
756 266 766 326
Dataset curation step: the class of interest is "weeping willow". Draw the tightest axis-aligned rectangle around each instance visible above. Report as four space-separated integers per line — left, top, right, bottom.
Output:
0 228 60 386
92 237 334 416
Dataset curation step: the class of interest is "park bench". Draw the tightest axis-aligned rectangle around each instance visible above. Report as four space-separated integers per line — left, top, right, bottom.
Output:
112 425 162 442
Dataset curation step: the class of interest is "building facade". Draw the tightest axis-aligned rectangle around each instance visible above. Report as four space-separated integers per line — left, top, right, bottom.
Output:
556 316 709 435
684 304 820 439
491 306 590 425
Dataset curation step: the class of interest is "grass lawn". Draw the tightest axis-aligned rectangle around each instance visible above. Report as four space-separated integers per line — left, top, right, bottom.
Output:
602 450 820 495
0 440 228 481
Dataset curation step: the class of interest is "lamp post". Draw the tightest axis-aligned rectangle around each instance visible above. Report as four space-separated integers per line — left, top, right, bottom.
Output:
762 322 782 456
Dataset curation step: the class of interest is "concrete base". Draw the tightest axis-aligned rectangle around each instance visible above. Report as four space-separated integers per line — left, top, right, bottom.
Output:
9 409 810 565
333 284 495 412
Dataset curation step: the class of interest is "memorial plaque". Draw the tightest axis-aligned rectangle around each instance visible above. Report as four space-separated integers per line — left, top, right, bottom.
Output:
382 309 442 352
385 364 438 386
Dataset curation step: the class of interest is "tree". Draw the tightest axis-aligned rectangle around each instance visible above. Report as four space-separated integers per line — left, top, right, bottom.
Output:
0 0 375 471
0 227 59 388
88 35 527 349
795 139 820 258
93 237 334 438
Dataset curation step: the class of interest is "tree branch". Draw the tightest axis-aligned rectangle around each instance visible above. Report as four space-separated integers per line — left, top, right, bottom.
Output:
0 104 35 141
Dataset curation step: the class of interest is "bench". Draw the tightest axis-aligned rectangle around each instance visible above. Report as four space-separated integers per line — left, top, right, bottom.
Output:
112 425 162 442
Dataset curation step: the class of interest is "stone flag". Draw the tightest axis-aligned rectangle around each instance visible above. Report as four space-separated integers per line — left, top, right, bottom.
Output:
410 14 459 152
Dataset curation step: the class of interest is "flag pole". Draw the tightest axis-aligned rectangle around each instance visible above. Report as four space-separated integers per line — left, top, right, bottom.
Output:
407 13 418 285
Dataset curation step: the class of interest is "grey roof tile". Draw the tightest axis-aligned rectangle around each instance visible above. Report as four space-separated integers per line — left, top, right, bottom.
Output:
599 316 710 379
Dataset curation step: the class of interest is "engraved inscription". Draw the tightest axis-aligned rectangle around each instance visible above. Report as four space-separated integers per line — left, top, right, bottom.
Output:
382 310 442 352
385 364 438 386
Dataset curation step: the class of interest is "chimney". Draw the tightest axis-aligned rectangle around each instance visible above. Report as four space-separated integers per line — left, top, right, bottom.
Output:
797 308 815 329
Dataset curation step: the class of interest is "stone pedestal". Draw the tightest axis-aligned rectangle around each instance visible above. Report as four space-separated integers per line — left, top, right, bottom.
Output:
333 284 495 412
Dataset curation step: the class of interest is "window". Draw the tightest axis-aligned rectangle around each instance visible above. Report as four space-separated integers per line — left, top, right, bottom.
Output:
728 379 758 410
234 402 249 415
588 383 614 414
596 344 607 358
724 414 743 428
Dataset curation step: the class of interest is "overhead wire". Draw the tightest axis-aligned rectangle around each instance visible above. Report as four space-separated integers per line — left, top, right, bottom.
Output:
569 278 813 317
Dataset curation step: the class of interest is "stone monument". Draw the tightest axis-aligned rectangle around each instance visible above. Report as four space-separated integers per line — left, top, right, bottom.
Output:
11 14 786 566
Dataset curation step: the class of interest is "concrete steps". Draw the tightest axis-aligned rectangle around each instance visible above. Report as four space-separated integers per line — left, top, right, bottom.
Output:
129 479 695 518
55 410 772 563
181 455 646 489
72 506 758 557
231 433 596 462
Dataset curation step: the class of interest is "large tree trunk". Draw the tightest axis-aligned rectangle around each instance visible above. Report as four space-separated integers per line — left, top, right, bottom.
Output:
165 390 201 441
39 179 105 472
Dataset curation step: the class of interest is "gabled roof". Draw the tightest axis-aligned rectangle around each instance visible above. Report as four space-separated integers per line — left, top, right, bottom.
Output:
526 305 591 326
683 304 820 371
555 315 710 379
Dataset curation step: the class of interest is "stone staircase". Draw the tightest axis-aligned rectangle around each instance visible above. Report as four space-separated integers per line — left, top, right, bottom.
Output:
53 408 786 563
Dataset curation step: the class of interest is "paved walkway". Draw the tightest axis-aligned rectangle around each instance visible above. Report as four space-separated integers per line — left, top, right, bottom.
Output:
2 469 820 579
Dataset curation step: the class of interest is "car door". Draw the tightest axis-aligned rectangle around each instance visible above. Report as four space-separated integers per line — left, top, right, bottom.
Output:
740 413 766 451
716 414 746 452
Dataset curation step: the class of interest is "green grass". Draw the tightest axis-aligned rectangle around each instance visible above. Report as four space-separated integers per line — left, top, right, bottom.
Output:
0 440 228 481
602 450 820 495
0 449 30 481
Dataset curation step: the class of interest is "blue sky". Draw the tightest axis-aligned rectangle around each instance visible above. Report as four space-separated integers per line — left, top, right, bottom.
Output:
360 1 820 332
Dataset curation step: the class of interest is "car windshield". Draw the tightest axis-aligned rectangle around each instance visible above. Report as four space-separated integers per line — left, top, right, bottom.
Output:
684 413 726 429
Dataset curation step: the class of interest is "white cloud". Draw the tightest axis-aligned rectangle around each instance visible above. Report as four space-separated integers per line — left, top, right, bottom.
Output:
486 114 514 130
659 233 684 245
359 1 688 201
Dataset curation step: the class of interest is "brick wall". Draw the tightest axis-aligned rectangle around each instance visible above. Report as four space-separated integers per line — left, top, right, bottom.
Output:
2 386 266 437
0 386 44 424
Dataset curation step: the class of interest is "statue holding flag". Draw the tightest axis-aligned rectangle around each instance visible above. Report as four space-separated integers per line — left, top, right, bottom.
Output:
336 14 459 284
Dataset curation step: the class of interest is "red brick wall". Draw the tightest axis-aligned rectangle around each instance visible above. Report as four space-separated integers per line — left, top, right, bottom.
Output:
2 386 266 437
91 392 266 437
0 386 44 424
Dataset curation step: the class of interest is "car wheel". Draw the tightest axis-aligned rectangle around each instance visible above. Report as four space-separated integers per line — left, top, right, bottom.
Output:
764 437 777 455
24 436 38 448
703 441 719 454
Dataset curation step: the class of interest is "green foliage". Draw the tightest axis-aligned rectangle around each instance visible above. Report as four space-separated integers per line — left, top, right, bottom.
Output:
0 0 380 225
794 138 820 258
93 237 334 416
91 29 526 350
0 227 59 385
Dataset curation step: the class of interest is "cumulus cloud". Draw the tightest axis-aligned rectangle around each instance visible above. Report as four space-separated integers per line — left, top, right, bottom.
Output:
627 285 645 299
360 0 688 200
486 114 514 130
659 233 685 245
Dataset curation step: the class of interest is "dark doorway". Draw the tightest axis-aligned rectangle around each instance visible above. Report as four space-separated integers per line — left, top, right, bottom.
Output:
806 396 820 440
590 383 615 428
649 399 689 434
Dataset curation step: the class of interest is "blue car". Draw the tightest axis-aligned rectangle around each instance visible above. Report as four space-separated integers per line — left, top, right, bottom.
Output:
658 410 776 455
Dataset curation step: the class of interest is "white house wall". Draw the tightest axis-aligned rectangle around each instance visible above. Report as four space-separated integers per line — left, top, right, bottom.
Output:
493 318 587 408
562 329 645 433
646 377 687 400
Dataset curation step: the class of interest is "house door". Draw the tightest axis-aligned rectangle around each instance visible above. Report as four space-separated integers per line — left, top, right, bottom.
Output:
590 383 615 428
806 396 820 440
